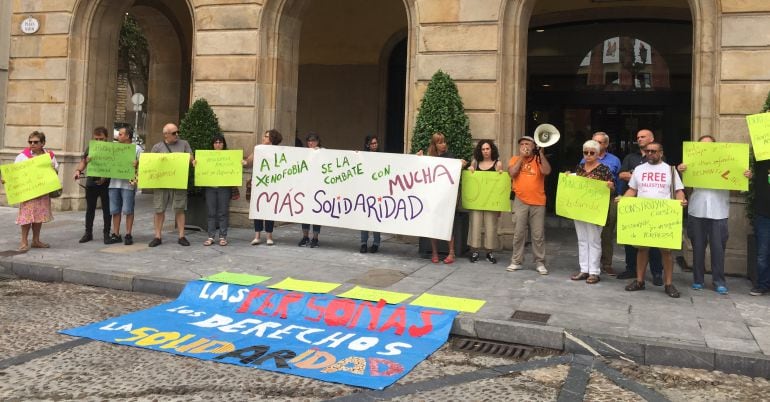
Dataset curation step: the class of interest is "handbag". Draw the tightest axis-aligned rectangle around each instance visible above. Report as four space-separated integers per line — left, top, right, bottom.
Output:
49 188 62 198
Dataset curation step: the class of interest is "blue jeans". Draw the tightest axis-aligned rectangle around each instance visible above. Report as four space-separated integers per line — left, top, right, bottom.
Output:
687 217 728 287
361 231 380 246
624 245 662 277
756 214 770 290
205 187 230 238
109 188 136 215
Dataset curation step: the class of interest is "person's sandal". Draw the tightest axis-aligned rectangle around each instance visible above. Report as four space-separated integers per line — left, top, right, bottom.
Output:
665 284 680 298
586 274 601 284
203 238 214 246
625 280 645 291
443 254 455 264
219 238 228 246
431 255 440 264
571 272 589 281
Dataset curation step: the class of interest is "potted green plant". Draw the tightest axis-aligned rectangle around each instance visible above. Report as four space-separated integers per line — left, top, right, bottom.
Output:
410 70 473 258
179 98 221 231
745 90 770 285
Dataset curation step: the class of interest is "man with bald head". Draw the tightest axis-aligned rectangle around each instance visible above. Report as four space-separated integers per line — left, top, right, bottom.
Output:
148 123 193 247
617 129 663 284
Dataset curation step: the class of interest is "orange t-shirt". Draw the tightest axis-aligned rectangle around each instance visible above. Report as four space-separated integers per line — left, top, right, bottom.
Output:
508 155 546 206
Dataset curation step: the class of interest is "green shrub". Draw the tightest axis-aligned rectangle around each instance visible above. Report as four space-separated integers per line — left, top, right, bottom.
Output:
179 98 221 194
410 70 473 162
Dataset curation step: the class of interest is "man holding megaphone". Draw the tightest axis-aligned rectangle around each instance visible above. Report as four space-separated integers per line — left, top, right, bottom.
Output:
506 135 552 275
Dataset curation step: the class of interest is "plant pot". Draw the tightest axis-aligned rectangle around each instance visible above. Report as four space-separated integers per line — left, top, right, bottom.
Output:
418 212 469 259
184 192 207 232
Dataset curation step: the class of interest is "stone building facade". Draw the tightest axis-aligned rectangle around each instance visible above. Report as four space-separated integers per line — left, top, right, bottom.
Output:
1 0 769 272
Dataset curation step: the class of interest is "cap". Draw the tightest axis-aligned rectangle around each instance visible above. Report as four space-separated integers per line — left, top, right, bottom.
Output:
518 136 535 144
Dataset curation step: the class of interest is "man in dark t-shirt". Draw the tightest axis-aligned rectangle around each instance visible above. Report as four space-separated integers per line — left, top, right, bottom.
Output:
73 126 112 244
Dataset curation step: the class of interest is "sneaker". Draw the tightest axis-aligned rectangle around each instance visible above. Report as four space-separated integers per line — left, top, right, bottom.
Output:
298 237 310 247
148 238 162 247
310 238 319 248
652 275 663 287
506 263 522 272
360 244 368 253
616 271 635 280
469 252 480 263
749 287 768 296
665 284 680 298
536 264 548 275
369 244 378 253
107 233 122 244
266 239 274 246
625 280 645 291
251 237 261 245
486 252 497 264
124 234 133 245
715 286 729 295
178 237 190 246
691 283 703 290
79 232 93 243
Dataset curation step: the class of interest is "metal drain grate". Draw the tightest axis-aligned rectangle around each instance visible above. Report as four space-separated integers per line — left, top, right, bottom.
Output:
510 310 551 325
451 337 557 359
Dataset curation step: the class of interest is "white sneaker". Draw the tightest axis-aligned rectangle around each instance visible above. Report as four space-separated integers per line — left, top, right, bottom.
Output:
506 263 522 272
536 264 548 275
250 237 261 245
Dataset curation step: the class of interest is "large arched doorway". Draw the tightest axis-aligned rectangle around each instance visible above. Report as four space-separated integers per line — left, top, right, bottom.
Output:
67 0 193 151
258 0 413 152
500 0 718 212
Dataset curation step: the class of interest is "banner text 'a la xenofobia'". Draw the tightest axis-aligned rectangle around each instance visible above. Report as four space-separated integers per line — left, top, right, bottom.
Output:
248 146 462 240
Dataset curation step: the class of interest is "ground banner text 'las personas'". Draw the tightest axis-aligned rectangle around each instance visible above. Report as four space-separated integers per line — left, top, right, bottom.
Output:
248 145 462 240
61 280 457 389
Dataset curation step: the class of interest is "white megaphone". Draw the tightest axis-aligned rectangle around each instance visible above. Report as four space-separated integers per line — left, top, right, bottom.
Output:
533 123 560 148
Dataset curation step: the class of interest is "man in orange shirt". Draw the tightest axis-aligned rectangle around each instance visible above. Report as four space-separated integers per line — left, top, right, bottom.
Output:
506 136 552 274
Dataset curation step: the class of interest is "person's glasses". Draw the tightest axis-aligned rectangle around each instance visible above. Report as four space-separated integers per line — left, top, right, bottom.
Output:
28 140 40 144
583 151 596 156
644 149 660 154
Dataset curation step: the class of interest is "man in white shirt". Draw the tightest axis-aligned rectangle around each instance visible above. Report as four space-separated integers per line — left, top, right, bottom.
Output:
621 142 687 298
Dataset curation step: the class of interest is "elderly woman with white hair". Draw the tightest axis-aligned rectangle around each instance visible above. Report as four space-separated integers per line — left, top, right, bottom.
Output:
570 139 615 284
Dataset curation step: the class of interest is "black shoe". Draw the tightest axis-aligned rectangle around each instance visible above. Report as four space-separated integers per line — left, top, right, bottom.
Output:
310 238 319 248
106 233 122 244
369 244 379 253
750 287 769 296
79 233 93 243
486 252 497 264
360 244 368 253
652 275 663 287
298 237 310 247
178 237 190 246
616 271 635 279
625 280 645 291
470 252 480 263
665 284 680 298
124 234 133 245
148 238 162 247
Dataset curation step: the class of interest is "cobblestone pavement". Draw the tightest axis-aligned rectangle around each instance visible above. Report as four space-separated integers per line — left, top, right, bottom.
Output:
1 278 768 401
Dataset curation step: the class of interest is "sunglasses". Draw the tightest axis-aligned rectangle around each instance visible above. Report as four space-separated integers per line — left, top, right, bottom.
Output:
644 149 661 154
28 140 41 144
583 151 596 156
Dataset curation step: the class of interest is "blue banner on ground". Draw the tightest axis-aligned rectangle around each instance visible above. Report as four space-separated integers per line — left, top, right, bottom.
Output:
60 280 457 389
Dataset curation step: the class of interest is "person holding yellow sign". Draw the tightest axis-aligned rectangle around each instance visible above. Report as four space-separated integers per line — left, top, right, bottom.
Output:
620 142 687 298
14 131 59 251
467 140 504 264
677 135 752 295
569 140 614 284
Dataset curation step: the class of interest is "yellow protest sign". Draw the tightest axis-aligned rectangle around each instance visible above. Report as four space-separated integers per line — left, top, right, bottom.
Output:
268 277 341 294
616 197 682 249
410 293 486 313
87 140 137 180
747 113 770 161
201 272 270 286
337 286 413 304
1 153 61 205
461 170 511 212
137 153 189 189
555 173 610 226
194 150 243 187
682 141 749 191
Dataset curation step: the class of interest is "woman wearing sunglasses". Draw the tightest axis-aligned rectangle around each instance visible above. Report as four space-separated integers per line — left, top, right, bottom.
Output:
569 140 614 284
13 131 59 251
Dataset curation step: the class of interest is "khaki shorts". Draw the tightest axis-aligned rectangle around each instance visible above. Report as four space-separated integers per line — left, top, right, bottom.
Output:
153 189 187 213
